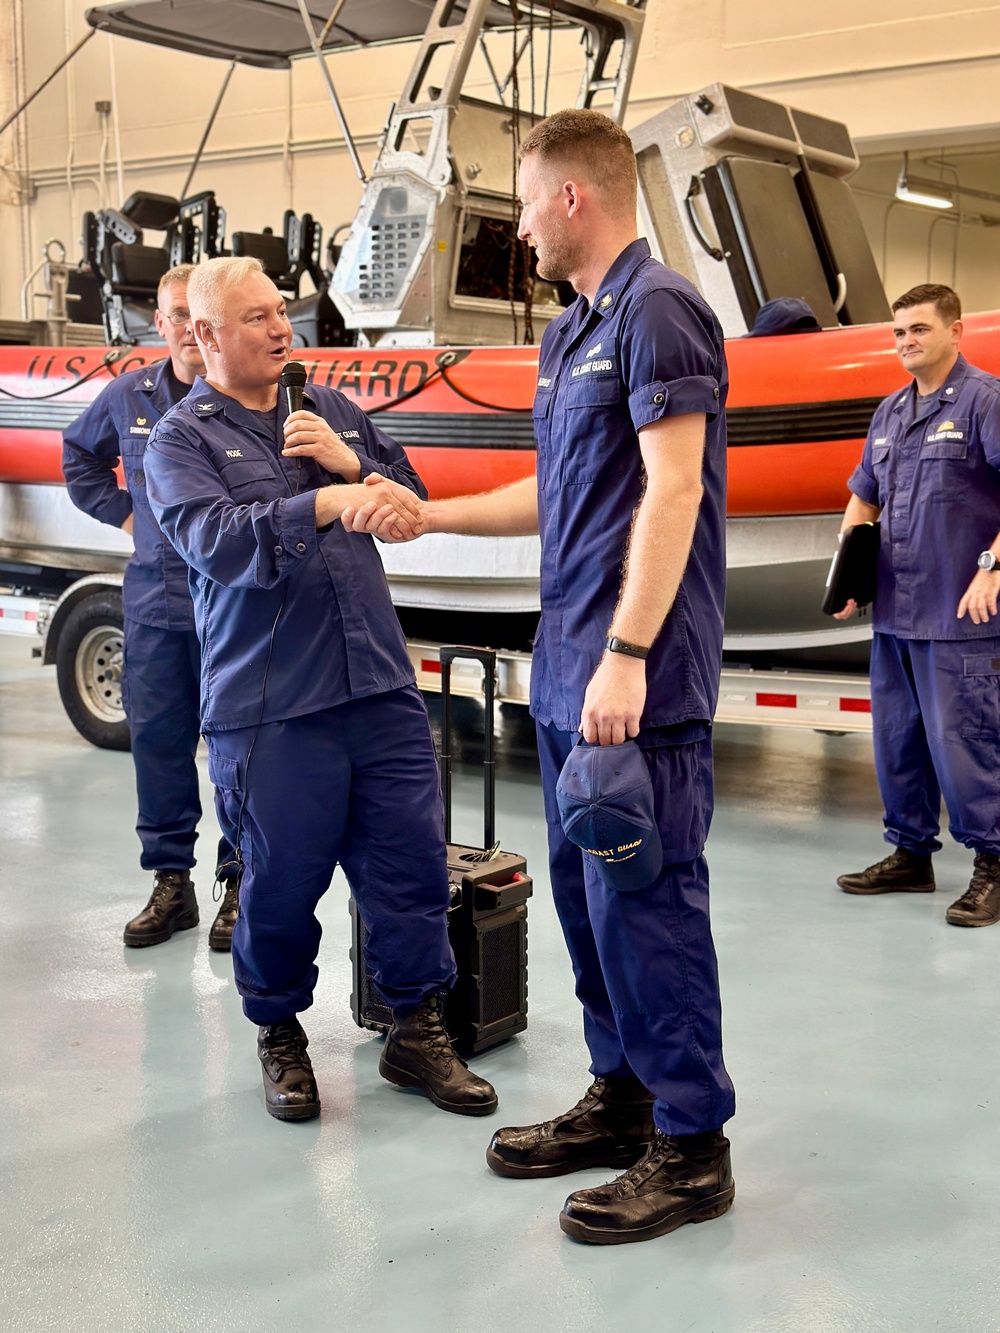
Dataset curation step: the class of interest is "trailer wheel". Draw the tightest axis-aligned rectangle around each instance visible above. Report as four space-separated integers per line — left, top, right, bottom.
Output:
54 593 131 751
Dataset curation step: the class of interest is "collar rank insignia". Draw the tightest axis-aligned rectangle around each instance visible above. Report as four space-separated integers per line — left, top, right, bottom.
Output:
143 378 154 388
599 293 613 309
197 403 215 412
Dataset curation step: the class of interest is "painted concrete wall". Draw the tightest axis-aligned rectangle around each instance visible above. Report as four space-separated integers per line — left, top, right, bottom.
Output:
3 0 1000 322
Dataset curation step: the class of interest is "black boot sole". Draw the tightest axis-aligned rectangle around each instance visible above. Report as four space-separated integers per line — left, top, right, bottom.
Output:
123 912 200 947
838 880 935 895
559 1185 735 1245
486 1142 649 1179
265 1098 321 1122
379 1055 498 1117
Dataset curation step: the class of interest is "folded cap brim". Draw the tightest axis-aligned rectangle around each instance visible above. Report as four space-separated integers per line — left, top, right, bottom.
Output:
556 740 664 891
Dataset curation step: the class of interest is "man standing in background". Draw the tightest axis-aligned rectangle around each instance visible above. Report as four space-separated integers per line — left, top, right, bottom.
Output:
63 265 239 950
836 284 1000 927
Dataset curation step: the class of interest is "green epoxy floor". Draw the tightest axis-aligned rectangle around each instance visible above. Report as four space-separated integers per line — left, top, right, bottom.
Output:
2 635 999 1333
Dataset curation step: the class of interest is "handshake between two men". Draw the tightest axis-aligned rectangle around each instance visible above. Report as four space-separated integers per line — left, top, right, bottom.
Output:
279 410 426 541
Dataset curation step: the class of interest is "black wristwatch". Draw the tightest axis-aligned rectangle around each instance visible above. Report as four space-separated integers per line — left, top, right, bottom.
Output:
977 551 999 572
605 636 649 660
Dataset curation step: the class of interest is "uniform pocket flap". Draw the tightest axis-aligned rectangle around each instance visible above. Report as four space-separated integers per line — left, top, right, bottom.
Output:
963 655 1000 677
220 459 276 486
921 440 968 460
564 375 621 408
207 752 241 791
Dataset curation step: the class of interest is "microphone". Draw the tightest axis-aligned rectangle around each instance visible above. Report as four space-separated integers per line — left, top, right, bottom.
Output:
281 360 307 415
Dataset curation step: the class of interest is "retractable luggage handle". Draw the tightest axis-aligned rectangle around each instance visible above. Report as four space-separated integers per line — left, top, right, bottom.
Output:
438 646 497 849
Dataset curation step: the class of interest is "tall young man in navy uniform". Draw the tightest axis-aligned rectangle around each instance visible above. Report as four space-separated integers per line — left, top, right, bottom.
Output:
63 266 239 951
835 285 1000 926
144 256 497 1124
344 109 736 1245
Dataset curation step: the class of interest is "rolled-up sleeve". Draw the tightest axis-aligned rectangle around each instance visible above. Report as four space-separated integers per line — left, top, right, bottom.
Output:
622 288 724 433
146 425 319 590
848 430 881 507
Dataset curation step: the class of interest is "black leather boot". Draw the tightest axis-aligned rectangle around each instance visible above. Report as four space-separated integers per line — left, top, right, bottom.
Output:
559 1127 734 1245
379 994 498 1116
487 1073 654 1178
837 847 935 894
122 870 199 947
208 876 241 952
946 852 1000 927
258 1018 321 1122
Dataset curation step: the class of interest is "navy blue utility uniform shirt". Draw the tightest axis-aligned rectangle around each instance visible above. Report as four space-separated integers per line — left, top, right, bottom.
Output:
849 354 1000 640
531 238 728 732
62 358 195 630
144 379 422 732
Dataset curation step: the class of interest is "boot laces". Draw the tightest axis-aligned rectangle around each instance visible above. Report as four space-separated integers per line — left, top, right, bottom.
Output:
960 855 1000 904
149 871 185 905
614 1129 675 1192
214 877 240 911
534 1079 606 1136
417 997 464 1066
263 1021 307 1070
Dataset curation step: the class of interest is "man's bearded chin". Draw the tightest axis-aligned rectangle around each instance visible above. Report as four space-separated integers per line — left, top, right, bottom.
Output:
534 245 574 284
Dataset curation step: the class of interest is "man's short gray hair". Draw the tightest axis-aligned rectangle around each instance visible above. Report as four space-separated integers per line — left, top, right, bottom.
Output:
187 256 265 329
158 263 196 296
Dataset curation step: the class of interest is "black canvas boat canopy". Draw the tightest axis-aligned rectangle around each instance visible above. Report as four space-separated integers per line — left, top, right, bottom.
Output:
85 0 532 69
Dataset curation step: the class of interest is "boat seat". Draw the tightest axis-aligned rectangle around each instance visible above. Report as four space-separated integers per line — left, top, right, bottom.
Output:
121 191 180 230
109 242 169 296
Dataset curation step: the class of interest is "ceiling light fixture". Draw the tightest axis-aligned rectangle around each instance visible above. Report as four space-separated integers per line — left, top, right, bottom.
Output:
895 154 953 209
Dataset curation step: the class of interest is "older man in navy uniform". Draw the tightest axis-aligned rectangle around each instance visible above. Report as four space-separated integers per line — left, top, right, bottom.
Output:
144 255 497 1124
836 285 1000 926
63 265 239 950
343 109 736 1245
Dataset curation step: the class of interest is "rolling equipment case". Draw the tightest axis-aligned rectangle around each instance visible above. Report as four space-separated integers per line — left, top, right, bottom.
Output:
350 646 532 1053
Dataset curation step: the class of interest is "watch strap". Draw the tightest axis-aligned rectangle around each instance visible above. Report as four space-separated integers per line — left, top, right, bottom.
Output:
605 635 649 660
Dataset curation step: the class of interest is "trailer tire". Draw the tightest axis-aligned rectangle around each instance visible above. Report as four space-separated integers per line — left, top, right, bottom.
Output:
54 592 131 751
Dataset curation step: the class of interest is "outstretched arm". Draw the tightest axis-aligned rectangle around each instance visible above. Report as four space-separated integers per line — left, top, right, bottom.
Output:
341 472 539 540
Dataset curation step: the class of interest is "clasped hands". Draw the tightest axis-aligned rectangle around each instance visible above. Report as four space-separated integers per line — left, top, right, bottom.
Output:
285 412 424 540
340 471 426 543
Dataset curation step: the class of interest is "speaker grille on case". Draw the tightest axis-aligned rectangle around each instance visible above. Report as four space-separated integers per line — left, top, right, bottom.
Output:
480 920 523 1026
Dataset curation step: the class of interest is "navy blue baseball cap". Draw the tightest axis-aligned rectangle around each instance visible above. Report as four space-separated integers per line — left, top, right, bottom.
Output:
556 740 663 891
747 297 822 337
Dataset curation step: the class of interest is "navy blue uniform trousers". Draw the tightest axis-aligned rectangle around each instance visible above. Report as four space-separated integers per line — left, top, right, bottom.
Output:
536 722 735 1137
872 631 1000 856
122 618 220 873
206 686 457 1026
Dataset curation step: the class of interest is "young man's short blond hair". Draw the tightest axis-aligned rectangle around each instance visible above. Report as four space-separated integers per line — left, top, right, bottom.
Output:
518 108 637 216
187 256 265 329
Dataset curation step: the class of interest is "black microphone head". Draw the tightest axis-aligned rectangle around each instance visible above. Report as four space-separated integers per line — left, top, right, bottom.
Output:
280 361 307 389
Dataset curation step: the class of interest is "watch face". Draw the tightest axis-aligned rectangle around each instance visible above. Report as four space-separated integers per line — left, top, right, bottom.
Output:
979 552 997 571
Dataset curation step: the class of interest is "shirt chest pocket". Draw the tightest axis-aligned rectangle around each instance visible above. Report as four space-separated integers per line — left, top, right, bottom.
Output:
920 419 969 461
120 433 150 498
559 375 624 484
218 457 283 501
